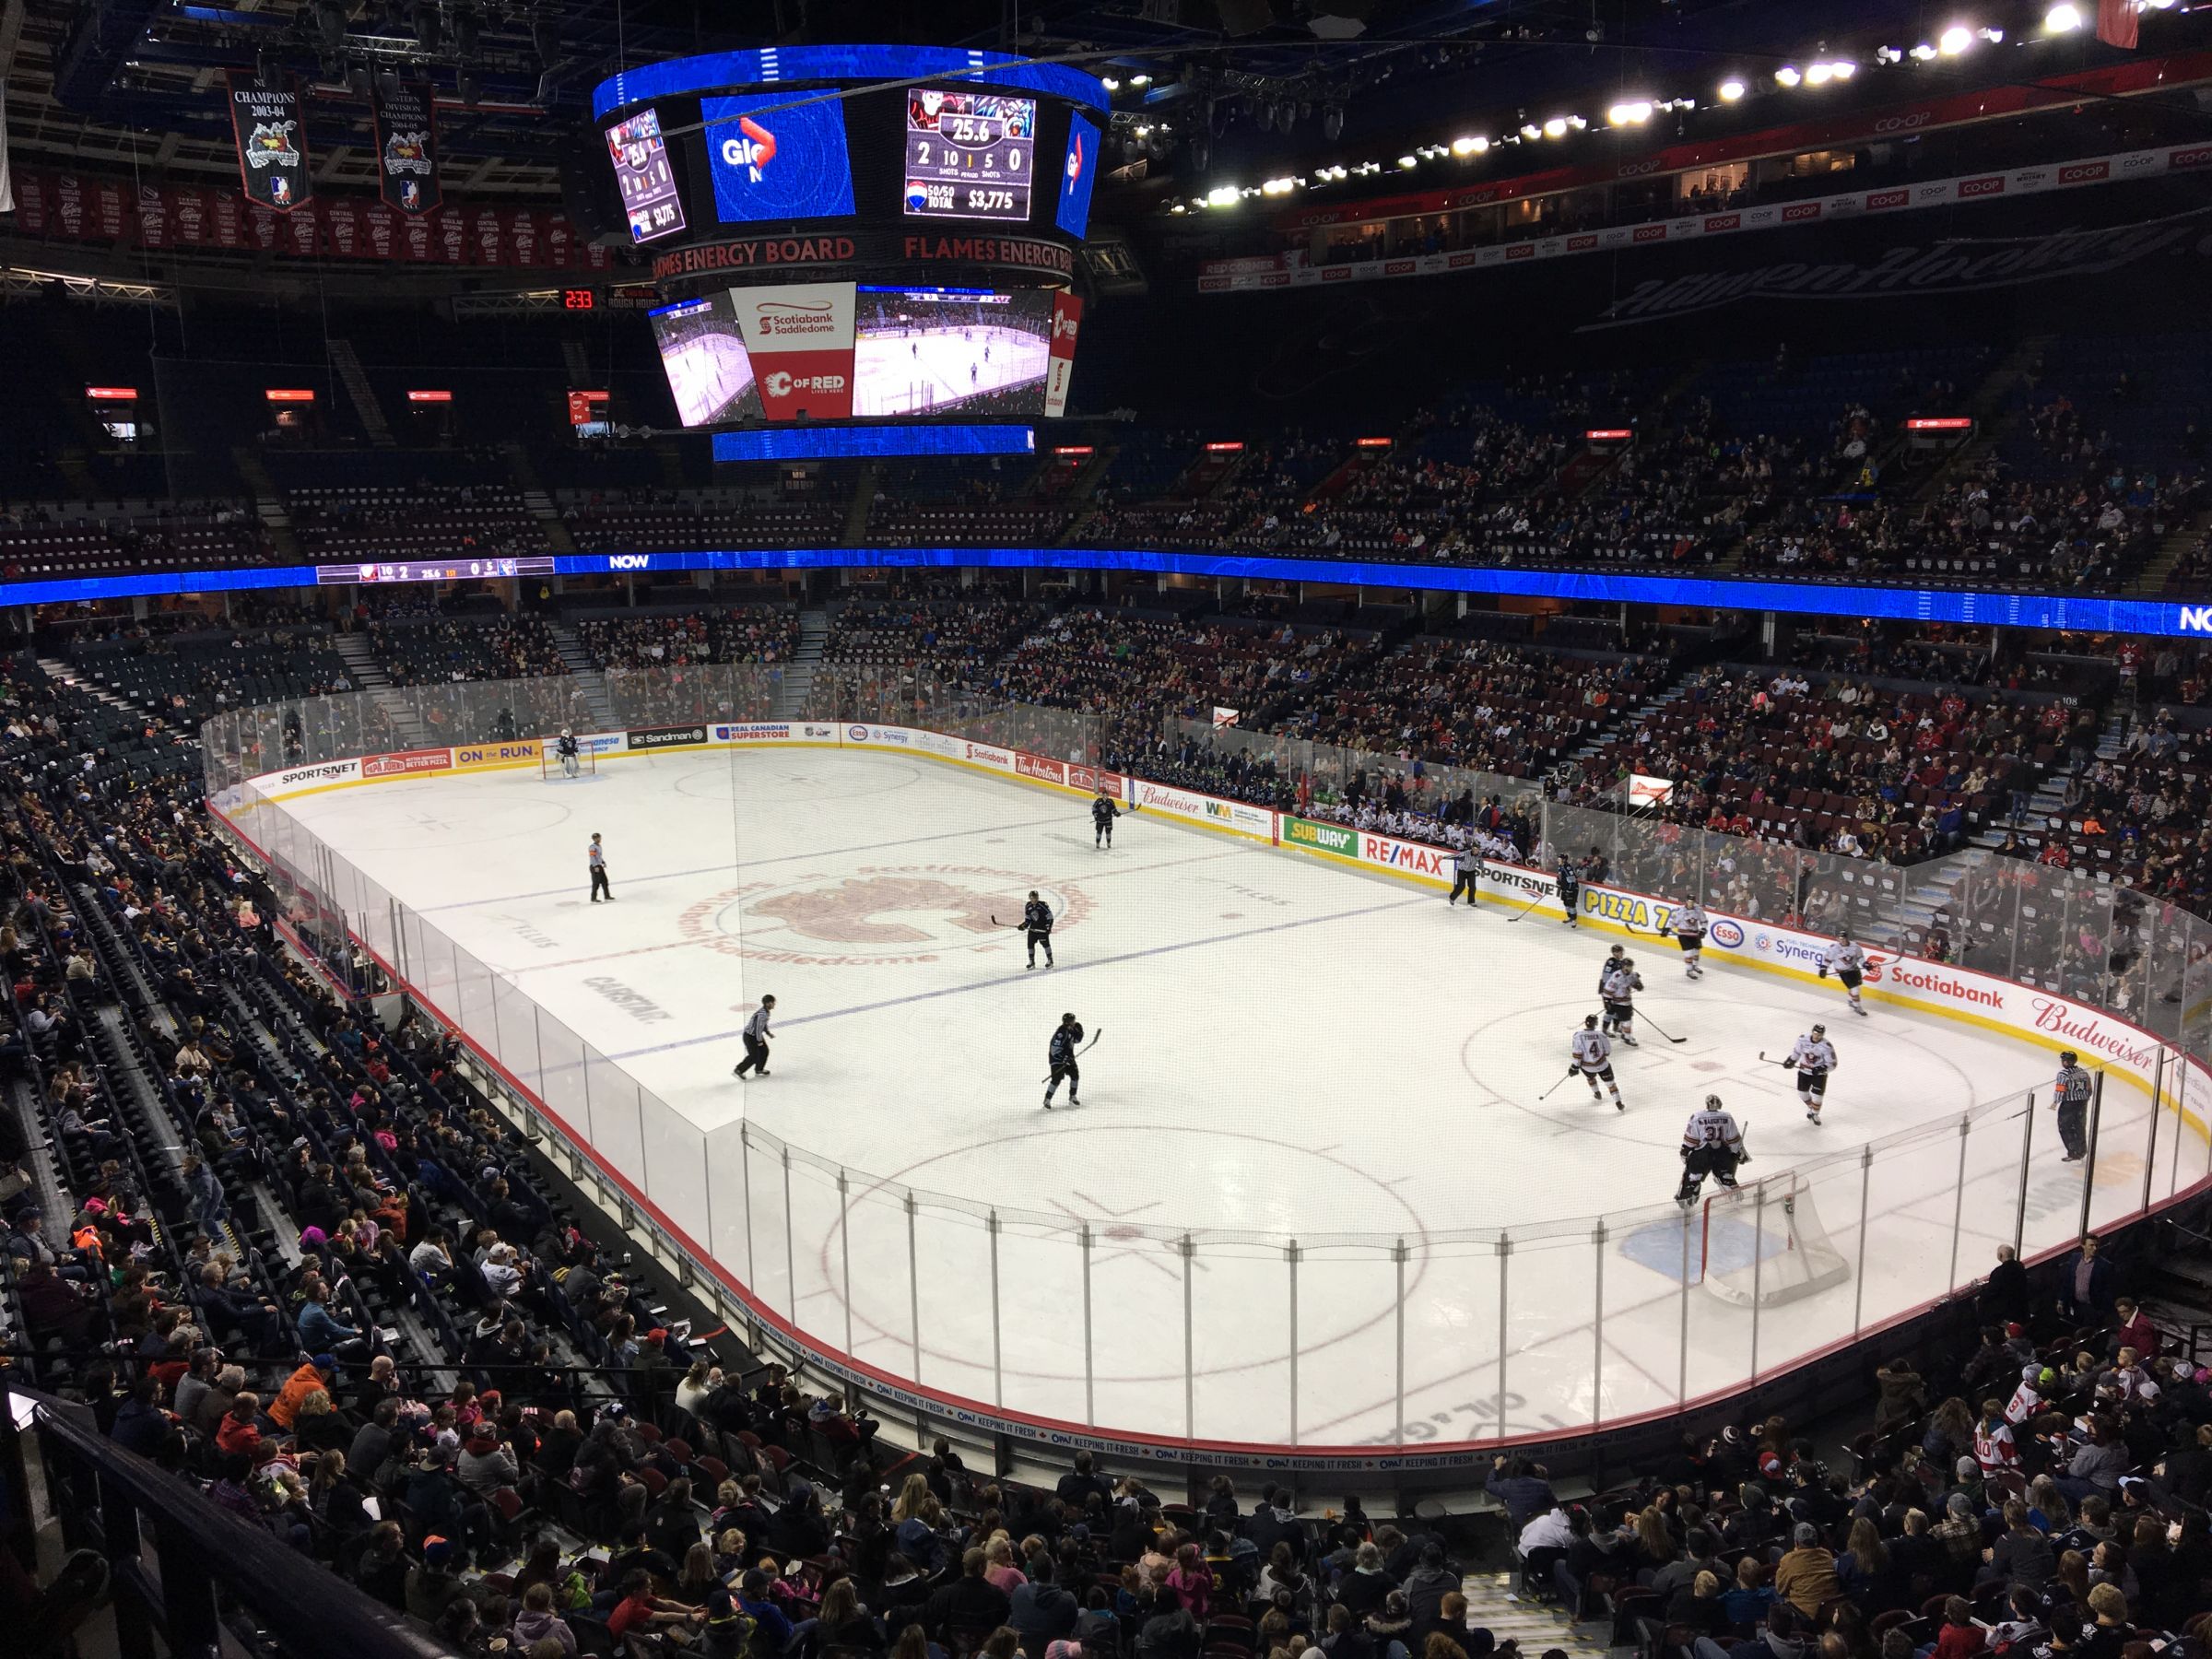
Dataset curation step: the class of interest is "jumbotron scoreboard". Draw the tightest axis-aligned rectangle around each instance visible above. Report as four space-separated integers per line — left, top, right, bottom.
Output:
902 88 1036 222
592 46 1104 449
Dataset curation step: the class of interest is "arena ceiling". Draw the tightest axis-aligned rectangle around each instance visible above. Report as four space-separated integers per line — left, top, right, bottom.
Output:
1 0 2204 209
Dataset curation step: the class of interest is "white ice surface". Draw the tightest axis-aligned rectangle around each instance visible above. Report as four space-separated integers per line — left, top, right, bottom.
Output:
274 747 2169 1446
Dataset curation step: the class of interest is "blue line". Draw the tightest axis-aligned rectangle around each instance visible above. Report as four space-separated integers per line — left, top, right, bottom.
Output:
598 892 1428 1061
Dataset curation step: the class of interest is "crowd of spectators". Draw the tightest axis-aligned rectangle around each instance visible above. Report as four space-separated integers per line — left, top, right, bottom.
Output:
575 609 802 670
373 617 569 686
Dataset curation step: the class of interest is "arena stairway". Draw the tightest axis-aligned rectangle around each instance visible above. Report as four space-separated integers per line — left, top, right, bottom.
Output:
548 623 618 730
332 632 435 747
1465 1566 1611 1659
773 607 830 719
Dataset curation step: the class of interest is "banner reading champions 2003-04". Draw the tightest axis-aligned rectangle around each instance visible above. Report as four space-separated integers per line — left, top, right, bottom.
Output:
227 72 311 213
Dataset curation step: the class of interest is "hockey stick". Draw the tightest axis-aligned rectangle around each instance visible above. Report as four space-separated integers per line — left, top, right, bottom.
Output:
1507 889 1551 923
1037 1027 1104 1083
1635 1007 1690 1045
1538 1068 1581 1101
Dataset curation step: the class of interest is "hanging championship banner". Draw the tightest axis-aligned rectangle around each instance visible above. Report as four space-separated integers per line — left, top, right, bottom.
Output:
372 81 441 216
228 73 310 213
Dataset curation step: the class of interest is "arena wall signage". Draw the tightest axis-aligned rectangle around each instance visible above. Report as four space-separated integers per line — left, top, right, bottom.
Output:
649 228 1077 284
625 723 712 751
1194 143 2212 298
22 547 2212 641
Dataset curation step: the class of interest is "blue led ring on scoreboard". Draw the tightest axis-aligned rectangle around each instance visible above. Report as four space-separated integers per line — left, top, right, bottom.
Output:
593 45 1111 123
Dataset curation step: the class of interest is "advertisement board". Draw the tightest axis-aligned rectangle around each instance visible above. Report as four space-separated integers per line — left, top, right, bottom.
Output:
452 739 544 771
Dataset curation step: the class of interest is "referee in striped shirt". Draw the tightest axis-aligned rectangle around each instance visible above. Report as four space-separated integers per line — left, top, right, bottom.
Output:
732 994 776 1078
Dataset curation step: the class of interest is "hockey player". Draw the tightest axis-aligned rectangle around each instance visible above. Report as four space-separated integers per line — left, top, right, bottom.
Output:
1664 899 1709 981
1021 889 1055 970
1776 1024 1839 1124
1600 957 1644 1047
1091 791 1120 850
1448 841 1483 909
1043 1011 1084 1110
2053 1049 2094 1162
1598 942 1627 989
1677 1095 1749 1207
1570 1015 1625 1111
556 726 582 779
1818 935 1870 1016
1556 855 1583 927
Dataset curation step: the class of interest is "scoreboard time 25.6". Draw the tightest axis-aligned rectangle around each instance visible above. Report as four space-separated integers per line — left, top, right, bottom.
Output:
902 88 1036 222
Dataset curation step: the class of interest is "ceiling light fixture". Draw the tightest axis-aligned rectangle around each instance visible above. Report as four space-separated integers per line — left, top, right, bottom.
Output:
1718 77 1747 100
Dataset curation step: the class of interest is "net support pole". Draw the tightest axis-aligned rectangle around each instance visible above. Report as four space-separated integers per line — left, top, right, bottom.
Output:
1394 1238 1409 1447
1080 1224 1095 1428
1495 1233 1512 1441
1852 1145 1873 1335
2078 1071 2106 1241
1748 1182 1766 1380
905 1191 923 1380
1677 1208 1691 1406
837 1170 854 1359
738 1124 756 1291
1287 1240 1301 1447
2143 1047 2166 1218
1947 1113 1971 1291
1591 1220 1607 1431
987 1209 1004 1408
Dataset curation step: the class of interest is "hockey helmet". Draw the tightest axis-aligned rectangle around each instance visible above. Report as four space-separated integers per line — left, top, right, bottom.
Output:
1704 1093 1724 1110
1810 1023 1825 1035
2060 1049 2078 1065
1583 1014 1599 1029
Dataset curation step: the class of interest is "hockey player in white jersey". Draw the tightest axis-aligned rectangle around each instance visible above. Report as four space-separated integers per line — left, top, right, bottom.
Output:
1599 958 1644 1047
1773 1025 1839 1124
1677 1094 1749 1207
1818 935 1870 1017
1663 900 1710 981
1570 1015 1625 1112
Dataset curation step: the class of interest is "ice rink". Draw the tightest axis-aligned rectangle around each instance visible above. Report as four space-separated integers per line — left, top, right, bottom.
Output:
853 324 1049 417
271 747 2133 1443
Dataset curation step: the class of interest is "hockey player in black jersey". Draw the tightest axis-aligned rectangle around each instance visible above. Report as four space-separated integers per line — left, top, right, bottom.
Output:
1022 890 1055 970
1043 1012 1084 1109
1556 856 1583 926
1092 792 1121 849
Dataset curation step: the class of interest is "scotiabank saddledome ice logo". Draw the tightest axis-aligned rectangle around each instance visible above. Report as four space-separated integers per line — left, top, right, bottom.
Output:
677 865 1091 968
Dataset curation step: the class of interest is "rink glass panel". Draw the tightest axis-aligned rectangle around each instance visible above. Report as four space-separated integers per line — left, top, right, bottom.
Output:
202 677 2212 1453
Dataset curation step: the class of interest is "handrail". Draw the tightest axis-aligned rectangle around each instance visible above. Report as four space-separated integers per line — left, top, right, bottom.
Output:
2 1378 453 1659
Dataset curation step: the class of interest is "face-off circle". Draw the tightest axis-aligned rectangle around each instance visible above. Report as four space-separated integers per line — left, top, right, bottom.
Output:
677 864 1090 967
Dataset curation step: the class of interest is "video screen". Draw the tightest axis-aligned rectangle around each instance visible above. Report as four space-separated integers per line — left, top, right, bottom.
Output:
606 108 687 244
902 88 1036 222
1055 112 1100 240
702 92 857 223
650 292 761 427
853 287 1053 418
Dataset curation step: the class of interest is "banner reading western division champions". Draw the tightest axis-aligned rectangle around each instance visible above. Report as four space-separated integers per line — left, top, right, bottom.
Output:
372 81 441 216
227 73 311 213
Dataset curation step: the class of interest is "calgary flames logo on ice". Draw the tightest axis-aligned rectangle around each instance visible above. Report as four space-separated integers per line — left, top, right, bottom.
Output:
757 875 1003 946
677 865 1090 967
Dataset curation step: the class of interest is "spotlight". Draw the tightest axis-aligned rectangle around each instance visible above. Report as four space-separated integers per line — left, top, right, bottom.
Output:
1451 134 1487 155
1938 25 1972 54
1606 100 1653 125
1774 65 1802 87
1396 153 1418 168
1205 183 1239 206
1100 76 1120 91
1519 123 1541 139
1717 77 1746 101
1129 73 1151 86
2045 4 2083 30
1542 115 1568 136
1910 42 1939 59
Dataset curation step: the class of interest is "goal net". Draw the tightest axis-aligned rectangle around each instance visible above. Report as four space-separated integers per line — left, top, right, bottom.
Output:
541 744 595 780
1699 1175 1850 1307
